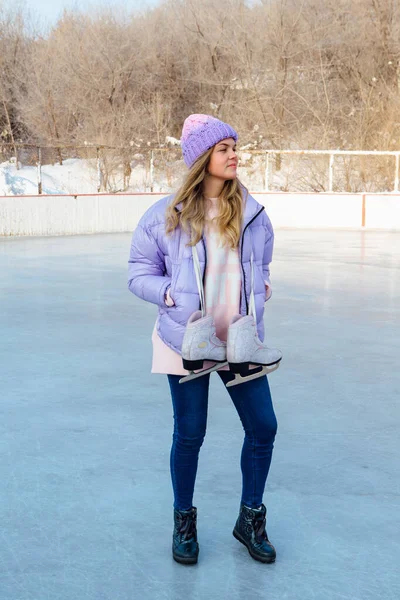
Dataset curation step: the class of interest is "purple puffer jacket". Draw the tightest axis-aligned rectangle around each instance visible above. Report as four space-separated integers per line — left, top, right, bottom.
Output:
128 192 274 354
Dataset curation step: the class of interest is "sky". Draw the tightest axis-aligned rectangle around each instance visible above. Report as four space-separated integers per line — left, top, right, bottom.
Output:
23 0 161 27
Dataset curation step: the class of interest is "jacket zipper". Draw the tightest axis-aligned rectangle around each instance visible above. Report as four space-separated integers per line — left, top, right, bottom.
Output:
240 207 265 315
200 236 207 311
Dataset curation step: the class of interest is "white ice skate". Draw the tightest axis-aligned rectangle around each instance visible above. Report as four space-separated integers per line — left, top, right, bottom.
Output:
226 314 282 387
179 245 227 383
225 250 282 387
179 310 228 384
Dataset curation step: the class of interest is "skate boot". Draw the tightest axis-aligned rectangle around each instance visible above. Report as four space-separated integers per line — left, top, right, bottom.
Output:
172 506 199 565
233 503 276 563
179 310 228 384
226 314 282 387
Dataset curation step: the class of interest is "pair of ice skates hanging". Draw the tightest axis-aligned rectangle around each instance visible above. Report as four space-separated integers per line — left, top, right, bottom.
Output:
179 247 282 387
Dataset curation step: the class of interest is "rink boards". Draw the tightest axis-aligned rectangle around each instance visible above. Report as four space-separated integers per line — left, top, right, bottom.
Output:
1 192 400 235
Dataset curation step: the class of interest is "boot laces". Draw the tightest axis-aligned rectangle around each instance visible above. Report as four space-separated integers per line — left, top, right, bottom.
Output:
178 514 196 541
254 516 268 543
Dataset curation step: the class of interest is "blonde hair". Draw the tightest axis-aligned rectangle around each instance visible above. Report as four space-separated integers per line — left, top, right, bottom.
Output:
165 147 247 248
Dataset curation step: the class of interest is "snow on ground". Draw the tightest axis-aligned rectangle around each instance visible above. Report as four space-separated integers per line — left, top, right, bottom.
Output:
1 151 391 195
0 156 179 195
0 157 98 196
0 153 282 196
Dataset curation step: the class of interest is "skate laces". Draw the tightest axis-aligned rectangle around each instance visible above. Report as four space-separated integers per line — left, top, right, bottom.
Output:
192 245 205 316
193 243 257 320
249 251 256 320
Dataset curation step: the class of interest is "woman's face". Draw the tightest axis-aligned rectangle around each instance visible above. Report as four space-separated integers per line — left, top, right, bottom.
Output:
207 138 238 181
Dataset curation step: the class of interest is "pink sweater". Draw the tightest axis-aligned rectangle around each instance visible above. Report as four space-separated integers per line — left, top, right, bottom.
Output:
151 198 270 375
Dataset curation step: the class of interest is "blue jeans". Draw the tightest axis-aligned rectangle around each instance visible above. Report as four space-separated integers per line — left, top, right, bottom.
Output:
167 370 278 511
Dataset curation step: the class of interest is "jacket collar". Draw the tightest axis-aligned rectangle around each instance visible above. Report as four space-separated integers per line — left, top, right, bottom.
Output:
241 190 264 230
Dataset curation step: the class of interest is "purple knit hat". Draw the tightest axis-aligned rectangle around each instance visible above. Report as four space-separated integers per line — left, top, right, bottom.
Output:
181 114 238 168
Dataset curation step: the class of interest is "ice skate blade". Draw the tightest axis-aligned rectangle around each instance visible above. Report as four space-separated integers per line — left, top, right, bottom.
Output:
179 361 229 384
226 362 281 387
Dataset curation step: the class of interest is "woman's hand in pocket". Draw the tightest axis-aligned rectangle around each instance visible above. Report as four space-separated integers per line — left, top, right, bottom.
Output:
164 286 175 307
265 282 272 302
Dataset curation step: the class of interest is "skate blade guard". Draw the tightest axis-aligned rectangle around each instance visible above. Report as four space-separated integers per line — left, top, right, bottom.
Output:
179 360 229 384
226 359 282 387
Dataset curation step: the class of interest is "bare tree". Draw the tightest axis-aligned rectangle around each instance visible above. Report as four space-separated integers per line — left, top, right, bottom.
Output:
2 0 400 171
0 4 32 163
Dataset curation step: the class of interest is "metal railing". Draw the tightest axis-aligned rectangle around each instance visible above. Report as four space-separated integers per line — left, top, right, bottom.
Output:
261 149 400 193
1 143 399 195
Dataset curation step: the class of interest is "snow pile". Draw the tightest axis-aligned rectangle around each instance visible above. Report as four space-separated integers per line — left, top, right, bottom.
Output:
0 158 98 195
165 136 181 146
0 154 280 195
1 152 373 195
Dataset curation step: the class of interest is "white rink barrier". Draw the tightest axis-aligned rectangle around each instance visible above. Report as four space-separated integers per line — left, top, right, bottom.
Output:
0 193 160 236
1 192 400 236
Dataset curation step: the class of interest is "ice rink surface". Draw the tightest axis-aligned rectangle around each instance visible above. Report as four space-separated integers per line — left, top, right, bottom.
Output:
1 229 399 600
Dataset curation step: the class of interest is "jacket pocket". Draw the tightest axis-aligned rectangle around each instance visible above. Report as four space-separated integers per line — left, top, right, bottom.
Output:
169 263 177 300
254 263 267 301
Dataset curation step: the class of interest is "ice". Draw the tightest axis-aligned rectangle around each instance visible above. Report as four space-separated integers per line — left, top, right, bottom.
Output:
0 229 399 599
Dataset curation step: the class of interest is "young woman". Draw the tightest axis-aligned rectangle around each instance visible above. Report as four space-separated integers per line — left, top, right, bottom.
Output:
128 114 281 565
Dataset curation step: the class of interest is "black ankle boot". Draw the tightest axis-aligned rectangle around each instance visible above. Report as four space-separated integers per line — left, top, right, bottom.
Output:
172 506 199 565
233 503 276 563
